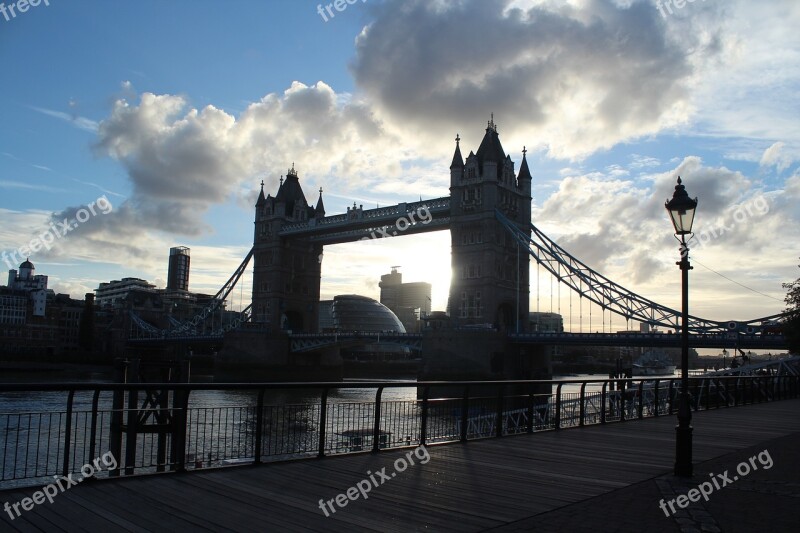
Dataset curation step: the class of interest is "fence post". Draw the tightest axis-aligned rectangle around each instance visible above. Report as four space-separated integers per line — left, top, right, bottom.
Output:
554 383 563 430
495 384 505 438
372 386 384 452
317 388 328 458
172 388 190 472
88 389 101 469
579 383 586 426
668 380 675 415
601 382 607 424
420 386 429 446
62 390 75 477
460 385 470 442
653 380 660 417
526 385 535 434
254 389 265 464
637 381 644 419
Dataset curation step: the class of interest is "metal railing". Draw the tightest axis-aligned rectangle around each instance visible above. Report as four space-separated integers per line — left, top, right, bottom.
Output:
1 375 797 489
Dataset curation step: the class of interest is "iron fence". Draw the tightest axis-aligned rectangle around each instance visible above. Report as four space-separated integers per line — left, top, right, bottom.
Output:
1 375 797 489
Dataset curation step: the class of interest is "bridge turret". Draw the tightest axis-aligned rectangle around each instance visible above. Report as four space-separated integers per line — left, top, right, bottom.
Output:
448 117 531 332
450 134 464 186
251 167 323 331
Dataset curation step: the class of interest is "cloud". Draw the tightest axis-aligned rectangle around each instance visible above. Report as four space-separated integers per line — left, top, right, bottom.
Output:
532 155 795 321
0 180 66 193
92 82 412 241
760 142 796 173
351 0 699 159
29 105 99 132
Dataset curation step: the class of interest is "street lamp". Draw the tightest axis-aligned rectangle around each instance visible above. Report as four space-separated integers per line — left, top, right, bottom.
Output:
665 176 698 477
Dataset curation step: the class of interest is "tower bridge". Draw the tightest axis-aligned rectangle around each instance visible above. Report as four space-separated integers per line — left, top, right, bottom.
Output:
126 119 789 380
249 117 531 334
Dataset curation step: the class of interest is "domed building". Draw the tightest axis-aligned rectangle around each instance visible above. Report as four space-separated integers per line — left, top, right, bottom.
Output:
321 295 415 369
6 258 50 317
331 295 406 333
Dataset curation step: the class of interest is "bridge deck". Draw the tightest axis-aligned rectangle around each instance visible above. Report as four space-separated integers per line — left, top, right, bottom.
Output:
2 400 799 532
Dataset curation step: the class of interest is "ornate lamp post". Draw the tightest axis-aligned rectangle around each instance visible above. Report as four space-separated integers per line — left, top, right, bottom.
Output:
665 176 698 477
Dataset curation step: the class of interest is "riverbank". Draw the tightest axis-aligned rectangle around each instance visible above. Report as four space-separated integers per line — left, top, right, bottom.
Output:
0 362 115 383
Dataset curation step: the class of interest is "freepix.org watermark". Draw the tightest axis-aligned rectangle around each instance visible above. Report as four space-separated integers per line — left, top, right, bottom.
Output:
692 196 769 251
316 0 366 23
656 0 708 19
317 445 430 517
658 448 773 517
359 204 432 243
4 451 118 521
1 195 113 269
0 0 49 23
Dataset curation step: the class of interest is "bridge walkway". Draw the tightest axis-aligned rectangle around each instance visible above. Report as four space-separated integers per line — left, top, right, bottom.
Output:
2 400 798 532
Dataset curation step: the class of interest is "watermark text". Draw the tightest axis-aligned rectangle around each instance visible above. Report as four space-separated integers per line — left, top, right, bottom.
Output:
318 445 430 517
4 451 117 521
1 0 50 23
1 194 113 269
317 0 366 23
658 448 773 517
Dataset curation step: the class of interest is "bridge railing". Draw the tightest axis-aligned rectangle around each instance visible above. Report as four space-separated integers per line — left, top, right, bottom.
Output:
1 375 797 489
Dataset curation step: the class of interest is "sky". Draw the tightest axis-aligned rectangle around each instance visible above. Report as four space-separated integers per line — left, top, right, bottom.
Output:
1 0 798 333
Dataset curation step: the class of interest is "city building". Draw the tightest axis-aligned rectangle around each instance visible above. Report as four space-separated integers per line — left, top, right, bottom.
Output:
318 300 335 332
327 295 411 363
1 259 91 358
378 266 432 332
95 278 157 308
530 312 564 360
529 312 564 333
7 258 49 316
167 246 190 291
330 295 407 333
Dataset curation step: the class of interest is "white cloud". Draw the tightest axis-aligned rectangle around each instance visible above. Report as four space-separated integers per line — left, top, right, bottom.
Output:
29 105 99 132
352 0 698 159
760 142 796 173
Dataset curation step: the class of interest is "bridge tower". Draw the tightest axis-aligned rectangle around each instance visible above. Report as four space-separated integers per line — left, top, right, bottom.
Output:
251 166 324 332
448 118 532 331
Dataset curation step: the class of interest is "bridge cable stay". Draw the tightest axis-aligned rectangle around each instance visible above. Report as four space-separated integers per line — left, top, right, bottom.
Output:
128 310 162 339
129 248 256 339
494 209 785 334
168 247 255 336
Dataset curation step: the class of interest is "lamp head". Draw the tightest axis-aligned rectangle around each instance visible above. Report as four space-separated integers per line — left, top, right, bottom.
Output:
665 177 698 236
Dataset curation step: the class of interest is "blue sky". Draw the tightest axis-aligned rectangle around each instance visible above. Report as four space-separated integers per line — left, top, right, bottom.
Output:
1 0 798 333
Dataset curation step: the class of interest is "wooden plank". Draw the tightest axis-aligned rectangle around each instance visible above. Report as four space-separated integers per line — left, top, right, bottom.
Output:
1 399 797 532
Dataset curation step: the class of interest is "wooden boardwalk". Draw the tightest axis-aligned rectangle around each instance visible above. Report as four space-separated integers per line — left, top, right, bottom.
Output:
2 400 799 532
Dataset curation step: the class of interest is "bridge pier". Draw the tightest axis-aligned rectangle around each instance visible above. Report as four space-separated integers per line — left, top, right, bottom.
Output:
217 329 343 380
419 328 551 397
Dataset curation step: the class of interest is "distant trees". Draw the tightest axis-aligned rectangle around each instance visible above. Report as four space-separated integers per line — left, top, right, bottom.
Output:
783 261 800 354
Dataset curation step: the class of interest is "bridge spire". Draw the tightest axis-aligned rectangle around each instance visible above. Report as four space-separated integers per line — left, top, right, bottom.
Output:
315 186 326 217
487 113 497 133
450 133 464 169
517 146 532 193
256 179 266 207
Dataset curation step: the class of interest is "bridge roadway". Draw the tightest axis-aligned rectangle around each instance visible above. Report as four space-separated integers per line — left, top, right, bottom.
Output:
2 399 798 531
287 331 787 352
127 330 787 350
